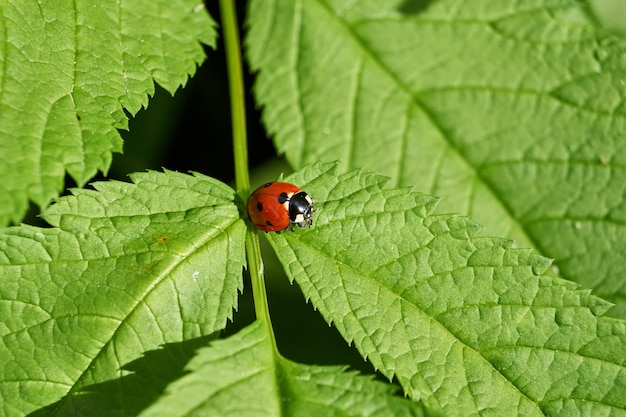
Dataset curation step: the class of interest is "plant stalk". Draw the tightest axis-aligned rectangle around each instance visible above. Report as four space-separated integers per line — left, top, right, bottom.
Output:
219 0 249 196
219 0 277 347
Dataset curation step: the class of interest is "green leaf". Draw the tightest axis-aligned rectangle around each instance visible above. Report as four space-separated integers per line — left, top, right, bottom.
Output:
139 321 426 417
0 1 215 225
245 0 626 315
0 170 245 416
267 162 626 417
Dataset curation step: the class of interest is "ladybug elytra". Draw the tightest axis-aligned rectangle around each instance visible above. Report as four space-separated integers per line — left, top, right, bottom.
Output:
246 182 314 232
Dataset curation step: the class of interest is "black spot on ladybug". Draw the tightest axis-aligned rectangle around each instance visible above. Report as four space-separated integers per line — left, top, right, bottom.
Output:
265 220 273 226
277 192 289 204
256 202 263 212
262 182 273 188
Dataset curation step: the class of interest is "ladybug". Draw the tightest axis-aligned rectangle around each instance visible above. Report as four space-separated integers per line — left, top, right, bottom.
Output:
246 182 314 232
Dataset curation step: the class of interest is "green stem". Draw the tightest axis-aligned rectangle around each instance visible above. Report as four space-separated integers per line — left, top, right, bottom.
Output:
219 0 249 196
245 230 276 340
219 0 277 348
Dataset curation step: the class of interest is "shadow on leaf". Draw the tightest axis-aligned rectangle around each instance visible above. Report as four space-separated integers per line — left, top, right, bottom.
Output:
27 333 218 417
397 0 436 15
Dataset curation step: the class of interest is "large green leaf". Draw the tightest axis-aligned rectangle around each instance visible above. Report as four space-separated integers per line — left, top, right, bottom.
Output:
2 161 625 416
267 162 626 417
245 0 626 315
0 0 215 225
0 171 245 416
139 321 426 417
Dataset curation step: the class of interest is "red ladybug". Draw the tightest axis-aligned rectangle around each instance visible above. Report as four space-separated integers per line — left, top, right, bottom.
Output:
246 182 314 232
